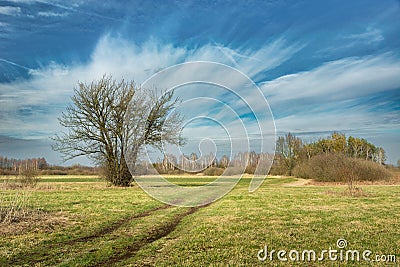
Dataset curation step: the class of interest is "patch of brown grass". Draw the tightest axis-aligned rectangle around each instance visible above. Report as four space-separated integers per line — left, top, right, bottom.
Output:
0 210 70 236
325 187 371 197
0 182 72 235
307 174 400 186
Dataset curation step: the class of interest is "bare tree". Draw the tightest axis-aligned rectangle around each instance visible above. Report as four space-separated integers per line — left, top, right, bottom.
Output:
53 75 184 186
275 133 303 176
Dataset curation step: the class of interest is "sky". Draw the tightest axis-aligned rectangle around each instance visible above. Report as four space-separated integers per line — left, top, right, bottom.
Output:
0 0 399 165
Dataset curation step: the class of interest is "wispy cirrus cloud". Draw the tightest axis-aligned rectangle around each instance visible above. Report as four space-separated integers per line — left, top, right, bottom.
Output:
212 38 304 78
261 53 400 128
344 27 384 44
262 53 400 105
1 35 399 140
0 34 298 139
37 11 68 17
0 6 21 16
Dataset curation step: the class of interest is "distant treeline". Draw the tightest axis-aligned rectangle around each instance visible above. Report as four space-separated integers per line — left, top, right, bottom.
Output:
0 156 99 175
0 157 48 175
0 133 392 181
152 151 273 175
153 132 391 181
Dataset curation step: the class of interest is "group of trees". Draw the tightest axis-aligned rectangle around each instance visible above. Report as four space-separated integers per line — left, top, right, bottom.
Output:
272 132 389 181
153 151 273 174
271 133 392 189
0 157 48 175
154 153 217 173
0 156 99 176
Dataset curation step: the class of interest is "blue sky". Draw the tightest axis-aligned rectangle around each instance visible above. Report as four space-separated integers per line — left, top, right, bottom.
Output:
0 0 399 165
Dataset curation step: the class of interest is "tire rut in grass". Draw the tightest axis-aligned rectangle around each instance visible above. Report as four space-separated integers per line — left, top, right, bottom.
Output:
5 204 171 266
64 204 171 245
93 204 209 266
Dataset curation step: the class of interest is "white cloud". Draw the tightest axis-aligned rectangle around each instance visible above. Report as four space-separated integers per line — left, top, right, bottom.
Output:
0 35 295 140
262 54 400 104
220 39 304 78
317 27 386 55
37 11 68 17
345 27 384 44
0 21 9 31
274 108 398 134
0 6 21 16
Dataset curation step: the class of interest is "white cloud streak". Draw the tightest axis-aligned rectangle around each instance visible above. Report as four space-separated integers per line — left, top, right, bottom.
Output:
345 27 384 44
263 54 400 104
37 11 68 17
0 35 297 139
0 6 21 16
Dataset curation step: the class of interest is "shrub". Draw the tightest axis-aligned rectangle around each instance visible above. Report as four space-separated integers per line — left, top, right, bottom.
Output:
17 167 40 187
353 160 392 182
203 167 224 176
269 160 290 176
293 153 391 182
223 166 244 176
244 166 256 174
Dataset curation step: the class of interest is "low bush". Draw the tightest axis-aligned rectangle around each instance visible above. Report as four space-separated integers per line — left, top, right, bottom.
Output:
353 159 392 181
245 166 256 174
16 167 40 187
269 161 290 176
203 167 224 176
223 166 244 176
293 153 391 182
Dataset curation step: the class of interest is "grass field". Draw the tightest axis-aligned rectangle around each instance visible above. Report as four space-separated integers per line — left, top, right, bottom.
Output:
0 175 399 266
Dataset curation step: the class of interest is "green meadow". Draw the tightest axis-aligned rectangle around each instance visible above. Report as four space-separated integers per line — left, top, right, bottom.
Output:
0 175 399 266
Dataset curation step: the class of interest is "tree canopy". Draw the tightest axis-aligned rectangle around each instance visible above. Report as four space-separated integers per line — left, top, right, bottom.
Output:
53 75 184 186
